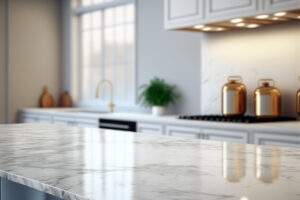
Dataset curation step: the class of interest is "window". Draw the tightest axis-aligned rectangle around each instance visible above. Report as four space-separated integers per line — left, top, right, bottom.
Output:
72 0 135 106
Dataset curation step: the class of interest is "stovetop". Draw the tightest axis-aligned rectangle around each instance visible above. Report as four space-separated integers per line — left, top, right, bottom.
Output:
178 115 297 123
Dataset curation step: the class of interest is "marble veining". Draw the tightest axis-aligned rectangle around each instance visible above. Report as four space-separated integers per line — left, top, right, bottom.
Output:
0 124 299 200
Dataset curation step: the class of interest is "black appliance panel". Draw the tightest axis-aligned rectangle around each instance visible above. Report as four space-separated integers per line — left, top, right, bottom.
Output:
99 119 136 132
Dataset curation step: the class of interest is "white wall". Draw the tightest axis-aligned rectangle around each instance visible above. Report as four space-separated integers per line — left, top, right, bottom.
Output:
201 21 300 117
9 0 62 122
137 0 201 114
0 0 5 123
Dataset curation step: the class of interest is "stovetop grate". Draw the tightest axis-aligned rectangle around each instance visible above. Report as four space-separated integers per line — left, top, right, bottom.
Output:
178 115 297 123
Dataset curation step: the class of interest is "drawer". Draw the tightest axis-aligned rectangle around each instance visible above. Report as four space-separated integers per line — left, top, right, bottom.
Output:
137 123 163 135
53 116 75 126
166 125 201 139
202 128 248 144
19 114 51 124
254 132 300 148
75 118 98 128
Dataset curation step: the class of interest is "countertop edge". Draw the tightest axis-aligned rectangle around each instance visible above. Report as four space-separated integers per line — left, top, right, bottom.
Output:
0 170 89 200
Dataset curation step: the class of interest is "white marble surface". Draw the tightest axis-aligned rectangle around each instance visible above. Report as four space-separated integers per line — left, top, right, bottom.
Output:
0 123 299 200
21 108 300 134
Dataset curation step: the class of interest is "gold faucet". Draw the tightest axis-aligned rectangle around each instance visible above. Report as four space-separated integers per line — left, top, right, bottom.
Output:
95 80 115 113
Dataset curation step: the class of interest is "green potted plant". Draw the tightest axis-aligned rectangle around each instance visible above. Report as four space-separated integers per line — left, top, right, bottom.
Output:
139 77 179 116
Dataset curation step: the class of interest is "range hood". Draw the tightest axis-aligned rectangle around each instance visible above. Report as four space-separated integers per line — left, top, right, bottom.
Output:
179 9 300 33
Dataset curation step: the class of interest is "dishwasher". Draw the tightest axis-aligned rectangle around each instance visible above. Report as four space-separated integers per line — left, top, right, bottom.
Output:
99 119 136 132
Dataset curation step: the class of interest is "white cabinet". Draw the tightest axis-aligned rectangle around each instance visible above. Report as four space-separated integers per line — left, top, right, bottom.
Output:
37 115 52 124
137 123 164 135
19 109 300 148
202 128 249 144
19 113 52 124
164 0 203 29
75 118 99 128
205 0 258 21
164 0 300 30
254 132 300 148
264 0 300 12
166 125 201 139
20 111 99 128
76 121 99 128
20 114 39 123
52 116 75 126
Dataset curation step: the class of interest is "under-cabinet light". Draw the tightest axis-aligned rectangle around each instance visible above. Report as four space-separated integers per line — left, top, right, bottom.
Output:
247 24 259 28
256 14 269 19
184 9 300 33
230 18 243 23
194 25 204 29
236 23 246 27
202 27 212 31
274 12 286 16
216 27 225 31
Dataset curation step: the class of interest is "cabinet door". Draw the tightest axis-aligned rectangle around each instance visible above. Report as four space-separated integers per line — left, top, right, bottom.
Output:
20 115 39 123
37 115 52 124
53 116 74 126
264 0 300 12
19 114 51 124
203 129 248 144
166 125 201 139
137 123 164 135
205 0 258 22
76 119 99 128
76 122 99 128
254 132 300 148
165 0 204 29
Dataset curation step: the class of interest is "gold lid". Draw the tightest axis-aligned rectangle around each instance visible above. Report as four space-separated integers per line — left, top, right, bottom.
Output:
223 76 246 90
255 79 280 96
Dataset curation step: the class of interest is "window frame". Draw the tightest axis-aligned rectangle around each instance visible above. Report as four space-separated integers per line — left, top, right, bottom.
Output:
69 0 137 107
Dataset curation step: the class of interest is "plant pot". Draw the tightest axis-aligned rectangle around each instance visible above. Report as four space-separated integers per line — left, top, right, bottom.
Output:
152 106 166 116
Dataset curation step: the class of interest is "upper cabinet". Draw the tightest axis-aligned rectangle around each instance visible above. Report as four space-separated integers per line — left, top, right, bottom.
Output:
165 0 204 29
164 0 300 32
206 0 259 22
264 0 300 12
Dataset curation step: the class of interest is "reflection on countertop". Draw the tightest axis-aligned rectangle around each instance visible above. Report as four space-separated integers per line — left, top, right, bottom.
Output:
222 143 281 184
0 123 299 200
223 143 246 182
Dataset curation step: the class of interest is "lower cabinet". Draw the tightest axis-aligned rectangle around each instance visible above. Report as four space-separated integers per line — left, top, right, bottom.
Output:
253 132 300 148
19 110 300 148
19 113 52 124
202 128 249 144
20 112 99 128
137 123 164 135
166 125 201 139
52 116 75 126
76 118 99 128
53 116 99 128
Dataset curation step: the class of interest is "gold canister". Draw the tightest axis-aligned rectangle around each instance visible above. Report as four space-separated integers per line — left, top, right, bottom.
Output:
222 76 246 116
297 76 300 115
254 79 281 118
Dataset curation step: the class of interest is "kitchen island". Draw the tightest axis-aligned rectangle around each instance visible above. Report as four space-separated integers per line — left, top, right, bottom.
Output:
0 124 299 200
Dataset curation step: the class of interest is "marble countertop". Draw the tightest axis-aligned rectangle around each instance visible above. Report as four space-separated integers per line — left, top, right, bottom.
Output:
20 108 300 134
0 123 299 200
